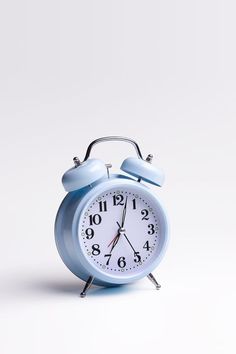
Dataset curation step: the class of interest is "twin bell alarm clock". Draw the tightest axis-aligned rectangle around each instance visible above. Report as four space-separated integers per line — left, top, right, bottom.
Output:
54 136 169 297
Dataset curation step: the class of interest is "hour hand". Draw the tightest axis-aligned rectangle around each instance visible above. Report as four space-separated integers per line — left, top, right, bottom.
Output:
110 234 120 252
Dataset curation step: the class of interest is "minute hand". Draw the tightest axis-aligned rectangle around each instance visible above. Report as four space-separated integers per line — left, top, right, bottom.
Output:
121 196 128 227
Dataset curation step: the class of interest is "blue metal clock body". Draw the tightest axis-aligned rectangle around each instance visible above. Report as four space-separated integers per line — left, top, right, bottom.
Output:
55 174 169 287
54 136 169 296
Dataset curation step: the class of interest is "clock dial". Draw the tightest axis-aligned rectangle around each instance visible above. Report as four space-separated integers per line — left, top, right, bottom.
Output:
79 186 162 276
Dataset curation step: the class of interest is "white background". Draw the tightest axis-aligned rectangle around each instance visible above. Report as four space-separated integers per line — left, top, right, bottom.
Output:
0 1 236 353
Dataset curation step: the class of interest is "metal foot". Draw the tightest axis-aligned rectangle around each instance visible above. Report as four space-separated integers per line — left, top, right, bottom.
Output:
147 273 161 290
80 276 94 298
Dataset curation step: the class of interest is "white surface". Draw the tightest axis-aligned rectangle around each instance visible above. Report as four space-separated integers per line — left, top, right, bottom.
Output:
0 1 236 353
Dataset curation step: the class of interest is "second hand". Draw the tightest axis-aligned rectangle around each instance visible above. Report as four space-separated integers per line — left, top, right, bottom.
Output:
116 221 137 255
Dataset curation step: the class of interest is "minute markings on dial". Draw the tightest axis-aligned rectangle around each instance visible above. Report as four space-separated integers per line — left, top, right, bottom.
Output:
81 190 159 272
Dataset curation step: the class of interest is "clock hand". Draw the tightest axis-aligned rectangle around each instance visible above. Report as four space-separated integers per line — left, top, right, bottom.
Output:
107 199 129 254
107 199 128 251
108 233 119 248
121 196 128 227
124 234 136 254
116 221 137 255
110 234 120 253
108 223 128 253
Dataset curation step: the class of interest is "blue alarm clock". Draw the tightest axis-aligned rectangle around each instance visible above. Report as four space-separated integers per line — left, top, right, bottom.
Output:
55 136 169 297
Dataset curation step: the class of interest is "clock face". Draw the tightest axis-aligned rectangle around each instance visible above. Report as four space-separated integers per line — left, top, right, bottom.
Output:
78 184 164 277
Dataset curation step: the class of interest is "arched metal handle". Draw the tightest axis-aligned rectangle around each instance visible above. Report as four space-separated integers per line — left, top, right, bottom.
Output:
83 136 144 162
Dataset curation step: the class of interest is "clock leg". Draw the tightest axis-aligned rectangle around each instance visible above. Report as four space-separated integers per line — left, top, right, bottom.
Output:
80 276 94 298
147 273 161 290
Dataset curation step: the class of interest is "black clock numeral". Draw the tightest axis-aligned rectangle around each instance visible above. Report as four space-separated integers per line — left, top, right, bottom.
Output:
132 198 137 210
141 209 149 220
92 244 100 256
99 200 107 212
85 228 94 239
148 224 155 235
89 214 102 226
104 254 112 265
117 256 126 268
134 252 141 263
113 194 124 206
143 240 150 251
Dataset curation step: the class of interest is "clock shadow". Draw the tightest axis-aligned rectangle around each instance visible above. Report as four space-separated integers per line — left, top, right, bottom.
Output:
89 284 137 297
26 276 138 298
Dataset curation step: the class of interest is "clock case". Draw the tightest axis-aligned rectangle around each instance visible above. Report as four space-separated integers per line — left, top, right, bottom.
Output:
54 136 169 296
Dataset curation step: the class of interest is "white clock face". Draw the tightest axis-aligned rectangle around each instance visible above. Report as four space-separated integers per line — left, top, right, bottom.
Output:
78 185 164 276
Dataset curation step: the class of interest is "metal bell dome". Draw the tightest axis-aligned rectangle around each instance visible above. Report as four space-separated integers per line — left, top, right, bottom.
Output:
121 157 165 187
62 158 107 192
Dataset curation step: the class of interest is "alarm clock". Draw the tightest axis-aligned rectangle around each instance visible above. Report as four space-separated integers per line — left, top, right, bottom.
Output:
54 136 169 297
